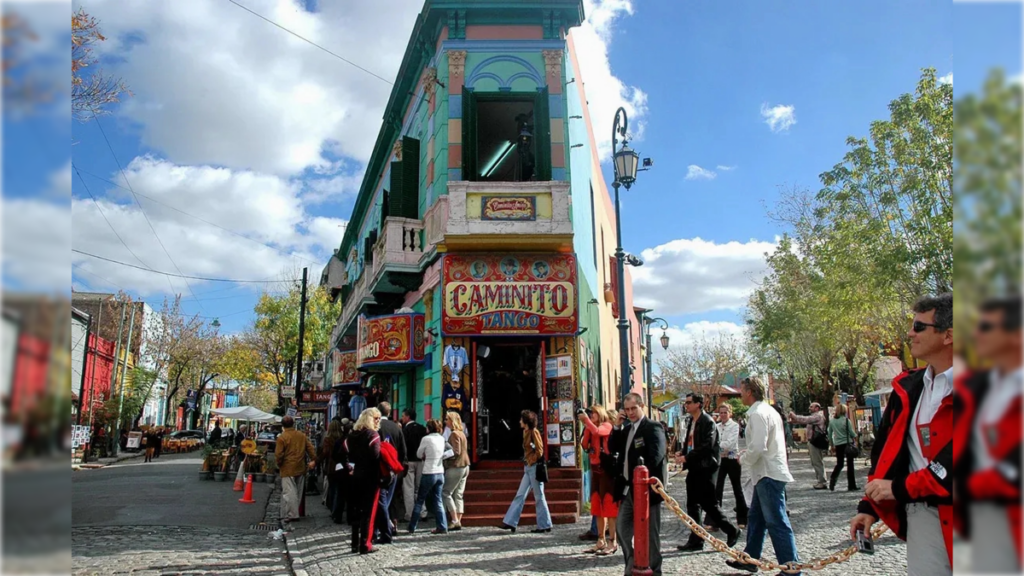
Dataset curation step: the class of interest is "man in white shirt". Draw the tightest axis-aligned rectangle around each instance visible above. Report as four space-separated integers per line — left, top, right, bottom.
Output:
850 294 954 576
712 403 748 529
726 377 800 575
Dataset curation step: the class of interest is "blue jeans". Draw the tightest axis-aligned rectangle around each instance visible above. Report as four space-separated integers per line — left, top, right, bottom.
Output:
589 515 598 535
745 477 801 574
502 464 553 529
409 473 447 532
374 475 397 540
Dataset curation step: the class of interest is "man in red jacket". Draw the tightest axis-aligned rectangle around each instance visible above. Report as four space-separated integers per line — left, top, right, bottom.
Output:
954 295 1022 573
850 293 953 576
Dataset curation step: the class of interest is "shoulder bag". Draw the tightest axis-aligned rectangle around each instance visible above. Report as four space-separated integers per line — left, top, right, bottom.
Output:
845 418 861 458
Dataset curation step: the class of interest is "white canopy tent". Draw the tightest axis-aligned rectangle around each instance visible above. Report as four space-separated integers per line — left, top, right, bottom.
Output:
210 406 282 423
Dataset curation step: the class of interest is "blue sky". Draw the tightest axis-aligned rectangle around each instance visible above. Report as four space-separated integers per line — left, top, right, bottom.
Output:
3 0 1017 353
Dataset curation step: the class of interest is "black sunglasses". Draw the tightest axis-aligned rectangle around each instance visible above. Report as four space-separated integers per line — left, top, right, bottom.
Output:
977 320 998 333
912 320 941 333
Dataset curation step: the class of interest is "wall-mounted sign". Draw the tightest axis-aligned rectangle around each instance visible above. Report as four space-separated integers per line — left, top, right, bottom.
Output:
442 254 578 336
481 196 536 221
545 354 573 379
301 390 333 404
333 349 360 386
357 313 426 369
281 386 296 399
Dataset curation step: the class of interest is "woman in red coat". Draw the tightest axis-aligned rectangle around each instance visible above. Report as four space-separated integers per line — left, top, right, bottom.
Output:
579 405 618 555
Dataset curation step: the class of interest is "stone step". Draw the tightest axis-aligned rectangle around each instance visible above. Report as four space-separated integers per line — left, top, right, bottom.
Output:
463 500 579 516
460 513 578 527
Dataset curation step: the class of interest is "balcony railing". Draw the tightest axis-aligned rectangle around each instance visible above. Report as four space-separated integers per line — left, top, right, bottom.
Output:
370 217 424 279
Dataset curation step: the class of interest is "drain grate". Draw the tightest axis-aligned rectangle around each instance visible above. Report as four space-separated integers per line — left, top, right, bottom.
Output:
249 523 277 531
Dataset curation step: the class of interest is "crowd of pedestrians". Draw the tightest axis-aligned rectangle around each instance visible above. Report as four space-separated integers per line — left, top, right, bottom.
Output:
262 293 970 576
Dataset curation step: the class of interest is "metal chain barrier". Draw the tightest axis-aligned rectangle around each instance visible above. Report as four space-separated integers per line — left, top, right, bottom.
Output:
649 478 888 574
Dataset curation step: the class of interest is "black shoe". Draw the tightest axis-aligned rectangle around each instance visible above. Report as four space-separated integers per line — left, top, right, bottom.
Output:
359 548 377 555
579 531 599 541
829 482 836 492
499 523 517 533
726 559 758 573
727 528 742 548
351 545 359 554
531 528 551 534
677 542 703 552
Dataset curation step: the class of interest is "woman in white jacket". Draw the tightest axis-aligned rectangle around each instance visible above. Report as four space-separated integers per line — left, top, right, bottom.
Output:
407 419 449 534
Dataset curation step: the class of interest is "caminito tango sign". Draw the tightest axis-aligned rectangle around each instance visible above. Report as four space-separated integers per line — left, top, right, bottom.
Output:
442 253 578 336
357 313 426 369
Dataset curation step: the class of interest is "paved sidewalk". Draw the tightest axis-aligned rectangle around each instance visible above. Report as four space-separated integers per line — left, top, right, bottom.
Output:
284 452 908 575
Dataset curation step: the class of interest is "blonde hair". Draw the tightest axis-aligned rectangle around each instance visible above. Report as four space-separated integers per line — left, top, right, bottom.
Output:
718 403 733 414
588 405 610 425
835 404 848 418
445 411 464 432
354 407 382 431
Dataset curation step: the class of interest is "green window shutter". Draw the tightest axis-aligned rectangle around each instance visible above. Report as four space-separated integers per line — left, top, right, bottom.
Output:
463 87 476 181
535 88 551 181
401 137 420 218
389 162 405 217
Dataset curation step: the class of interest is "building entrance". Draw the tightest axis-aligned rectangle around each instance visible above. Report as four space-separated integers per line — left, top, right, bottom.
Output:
476 340 541 461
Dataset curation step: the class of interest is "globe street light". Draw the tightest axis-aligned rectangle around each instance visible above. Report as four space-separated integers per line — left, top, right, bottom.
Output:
643 315 669 416
612 107 640 401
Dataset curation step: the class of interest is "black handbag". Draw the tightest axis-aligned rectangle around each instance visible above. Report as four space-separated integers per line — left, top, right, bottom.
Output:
809 425 830 450
535 459 549 483
845 419 861 458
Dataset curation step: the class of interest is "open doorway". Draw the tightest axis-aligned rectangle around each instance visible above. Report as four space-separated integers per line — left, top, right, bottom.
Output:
477 340 541 460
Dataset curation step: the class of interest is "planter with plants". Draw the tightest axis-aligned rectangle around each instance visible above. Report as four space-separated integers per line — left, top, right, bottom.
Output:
264 456 278 483
199 446 217 480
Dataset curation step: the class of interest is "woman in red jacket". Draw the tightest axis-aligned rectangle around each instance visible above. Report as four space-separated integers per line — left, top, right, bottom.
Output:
579 405 618 556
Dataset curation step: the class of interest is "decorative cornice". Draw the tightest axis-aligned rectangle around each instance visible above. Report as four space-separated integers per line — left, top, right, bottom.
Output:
542 50 562 76
392 139 403 162
448 50 467 76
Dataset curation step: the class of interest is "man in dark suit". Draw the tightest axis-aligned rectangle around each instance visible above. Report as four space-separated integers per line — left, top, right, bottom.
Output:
374 401 406 543
613 392 668 576
675 393 741 551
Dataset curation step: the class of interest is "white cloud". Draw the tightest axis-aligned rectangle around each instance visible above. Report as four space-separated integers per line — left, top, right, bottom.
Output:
70 157 345 295
571 0 649 161
716 165 736 171
938 72 953 85
760 103 796 133
82 0 423 176
685 165 717 181
49 160 72 197
2 198 71 292
649 320 748 367
631 237 777 316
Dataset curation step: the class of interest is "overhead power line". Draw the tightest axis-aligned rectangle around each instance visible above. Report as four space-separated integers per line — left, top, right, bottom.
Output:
73 248 299 284
73 166 154 271
74 166 321 267
224 0 394 86
94 117 206 311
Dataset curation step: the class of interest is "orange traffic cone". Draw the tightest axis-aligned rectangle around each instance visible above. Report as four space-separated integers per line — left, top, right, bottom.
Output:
233 462 245 491
239 474 255 504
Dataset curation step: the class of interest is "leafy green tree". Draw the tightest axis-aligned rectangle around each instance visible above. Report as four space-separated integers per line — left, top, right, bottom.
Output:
953 69 1022 355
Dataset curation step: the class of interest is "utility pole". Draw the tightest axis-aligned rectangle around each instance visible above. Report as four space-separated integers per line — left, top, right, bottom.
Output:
113 303 135 456
295 267 308 412
76 311 92 426
107 300 127 455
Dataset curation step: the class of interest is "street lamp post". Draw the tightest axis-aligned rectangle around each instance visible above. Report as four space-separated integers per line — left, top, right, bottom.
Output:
644 316 670 416
611 107 640 401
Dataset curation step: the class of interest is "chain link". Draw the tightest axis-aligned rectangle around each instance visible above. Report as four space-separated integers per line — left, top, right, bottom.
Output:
649 478 887 573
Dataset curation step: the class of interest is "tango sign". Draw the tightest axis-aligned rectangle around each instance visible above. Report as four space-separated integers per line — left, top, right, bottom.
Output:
442 254 578 336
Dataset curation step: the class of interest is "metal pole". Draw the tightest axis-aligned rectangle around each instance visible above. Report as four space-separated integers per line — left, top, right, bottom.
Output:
645 328 654 418
631 457 653 576
113 304 135 455
612 108 632 402
296 267 308 410
76 312 92 426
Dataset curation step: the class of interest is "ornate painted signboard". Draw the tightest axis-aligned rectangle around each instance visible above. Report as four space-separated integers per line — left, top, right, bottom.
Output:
481 196 537 221
357 313 426 369
442 253 578 336
333 349 360 387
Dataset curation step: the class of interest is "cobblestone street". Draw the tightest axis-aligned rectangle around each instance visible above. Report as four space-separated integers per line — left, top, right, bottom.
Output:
286 452 908 576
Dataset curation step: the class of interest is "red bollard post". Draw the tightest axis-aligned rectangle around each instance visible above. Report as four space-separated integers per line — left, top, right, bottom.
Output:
632 459 654 576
